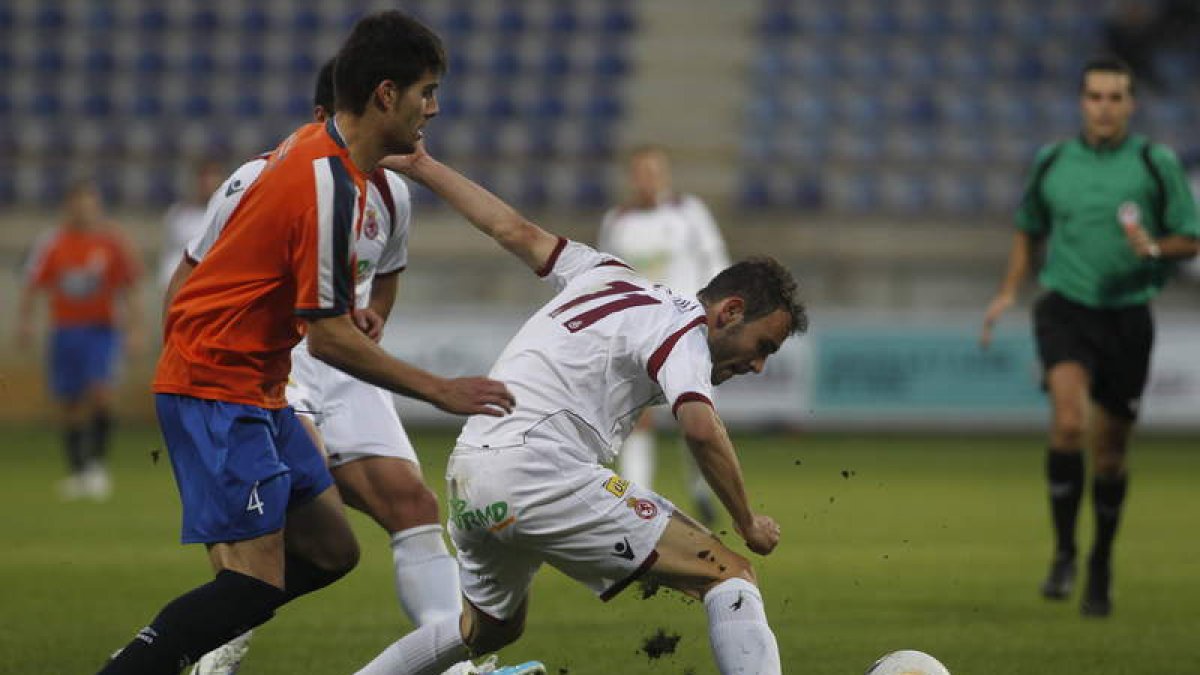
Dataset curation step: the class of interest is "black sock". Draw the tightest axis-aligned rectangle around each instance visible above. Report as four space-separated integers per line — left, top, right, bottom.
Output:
65 425 87 473
1046 449 1085 560
1089 473 1128 569
98 570 286 674
283 552 353 603
90 410 113 464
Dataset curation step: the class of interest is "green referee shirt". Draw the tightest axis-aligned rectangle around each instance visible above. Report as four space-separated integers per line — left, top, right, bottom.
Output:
1016 133 1200 308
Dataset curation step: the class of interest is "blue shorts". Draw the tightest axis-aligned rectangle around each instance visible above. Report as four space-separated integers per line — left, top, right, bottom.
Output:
156 394 334 545
49 325 119 400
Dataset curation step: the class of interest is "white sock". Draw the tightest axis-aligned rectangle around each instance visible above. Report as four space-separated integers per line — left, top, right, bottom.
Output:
619 429 655 487
704 578 782 675
391 524 462 626
354 614 469 675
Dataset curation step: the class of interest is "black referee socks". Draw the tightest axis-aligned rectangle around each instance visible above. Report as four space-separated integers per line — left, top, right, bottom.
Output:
1090 473 1129 567
1046 449 1085 560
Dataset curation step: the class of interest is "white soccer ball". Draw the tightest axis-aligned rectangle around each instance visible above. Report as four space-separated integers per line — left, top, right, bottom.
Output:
865 650 951 675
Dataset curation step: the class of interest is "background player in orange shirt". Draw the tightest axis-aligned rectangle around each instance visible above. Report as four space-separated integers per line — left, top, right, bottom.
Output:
18 179 143 501
100 12 513 674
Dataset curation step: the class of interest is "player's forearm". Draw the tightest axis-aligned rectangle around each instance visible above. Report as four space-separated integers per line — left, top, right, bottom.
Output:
306 314 441 403
1154 235 1199 260
368 273 399 322
996 232 1033 297
404 156 558 271
678 404 755 529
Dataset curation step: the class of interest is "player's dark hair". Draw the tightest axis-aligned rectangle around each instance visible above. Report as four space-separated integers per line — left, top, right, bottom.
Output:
333 11 446 115
1080 55 1135 95
313 57 336 113
699 257 808 335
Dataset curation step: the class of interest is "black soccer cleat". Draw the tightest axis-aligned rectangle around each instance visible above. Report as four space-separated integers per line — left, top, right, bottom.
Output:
1040 554 1076 600
1081 560 1112 617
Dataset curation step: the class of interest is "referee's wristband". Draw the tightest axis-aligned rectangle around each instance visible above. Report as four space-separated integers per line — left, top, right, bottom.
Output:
1147 242 1162 259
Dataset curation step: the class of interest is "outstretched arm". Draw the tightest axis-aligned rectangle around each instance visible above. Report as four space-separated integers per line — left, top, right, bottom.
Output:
380 147 561 273
980 231 1034 349
676 400 780 555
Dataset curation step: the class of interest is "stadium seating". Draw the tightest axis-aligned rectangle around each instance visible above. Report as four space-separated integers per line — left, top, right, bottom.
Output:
740 0 1200 213
0 0 635 207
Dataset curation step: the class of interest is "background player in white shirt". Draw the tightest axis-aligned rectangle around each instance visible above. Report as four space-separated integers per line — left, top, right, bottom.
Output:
169 60 510 675
597 145 731 525
157 159 224 289
356 144 804 675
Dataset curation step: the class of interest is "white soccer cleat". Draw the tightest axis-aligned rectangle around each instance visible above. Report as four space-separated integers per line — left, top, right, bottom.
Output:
57 474 86 501
442 655 498 675
82 463 112 501
491 662 547 675
190 630 254 675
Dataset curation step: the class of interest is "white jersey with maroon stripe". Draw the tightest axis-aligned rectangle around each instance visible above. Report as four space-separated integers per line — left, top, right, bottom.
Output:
457 239 714 465
597 194 730 297
187 157 410 310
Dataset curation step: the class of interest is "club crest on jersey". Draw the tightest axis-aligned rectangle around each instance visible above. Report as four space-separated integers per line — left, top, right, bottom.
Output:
627 497 658 520
604 476 630 498
362 207 379 239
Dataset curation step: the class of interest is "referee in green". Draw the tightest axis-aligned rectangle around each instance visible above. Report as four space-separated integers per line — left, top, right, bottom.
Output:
980 56 1199 617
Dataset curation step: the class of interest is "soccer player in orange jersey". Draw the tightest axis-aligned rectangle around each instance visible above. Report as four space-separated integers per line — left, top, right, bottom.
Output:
99 13 513 674
18 179 142 501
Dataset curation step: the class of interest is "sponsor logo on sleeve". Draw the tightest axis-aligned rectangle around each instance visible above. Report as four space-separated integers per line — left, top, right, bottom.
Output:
603 476 630 498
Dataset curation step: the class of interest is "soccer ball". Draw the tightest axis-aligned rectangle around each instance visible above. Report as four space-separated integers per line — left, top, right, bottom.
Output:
865 650 951 675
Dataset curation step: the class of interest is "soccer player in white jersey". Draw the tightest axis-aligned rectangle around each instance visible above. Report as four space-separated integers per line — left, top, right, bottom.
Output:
172 60 517 675
598 144 732 524
354 144 804 675
157 159 224 288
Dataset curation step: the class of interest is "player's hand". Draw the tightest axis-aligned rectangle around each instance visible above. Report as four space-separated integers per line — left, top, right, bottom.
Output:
352 308 385 342
979 292 1014 350
432 376 516 417
1121 221 1159 259
378 140 433 178
736 514 781 556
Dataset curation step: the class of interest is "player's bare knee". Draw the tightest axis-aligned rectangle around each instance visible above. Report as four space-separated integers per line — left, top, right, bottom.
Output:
463 612 524 655
378 482 440 532
1051 414 1085 448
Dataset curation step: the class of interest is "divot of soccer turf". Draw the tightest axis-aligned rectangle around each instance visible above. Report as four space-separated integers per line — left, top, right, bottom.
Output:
640 628 681 659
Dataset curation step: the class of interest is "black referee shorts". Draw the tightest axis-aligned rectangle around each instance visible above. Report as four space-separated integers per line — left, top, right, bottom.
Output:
1032 291 1154 420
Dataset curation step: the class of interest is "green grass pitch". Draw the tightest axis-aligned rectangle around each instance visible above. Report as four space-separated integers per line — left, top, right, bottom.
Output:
1 424 1196 674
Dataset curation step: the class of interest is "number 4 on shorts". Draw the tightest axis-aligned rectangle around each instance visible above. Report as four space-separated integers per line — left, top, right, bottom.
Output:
247 482 265 515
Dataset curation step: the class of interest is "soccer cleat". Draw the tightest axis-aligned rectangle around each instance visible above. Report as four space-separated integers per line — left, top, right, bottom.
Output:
441 655 497 675
491 662 547 675
58 474 86 501
82 463 113 501
1080 560 1112 617
190 629 253 675
1039 554 1075 600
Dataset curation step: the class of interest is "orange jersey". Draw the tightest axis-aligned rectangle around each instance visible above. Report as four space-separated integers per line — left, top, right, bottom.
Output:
25 224 140 326
154 119 367 408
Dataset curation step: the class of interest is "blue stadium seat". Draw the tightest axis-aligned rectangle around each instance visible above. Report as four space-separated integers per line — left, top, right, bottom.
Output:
290 52 317 76
238 51 268 76
284 93 312 119
439 5 476 36
758 8 800 37
293 8 322 33
583 91 622 121
0 92 11 116
234 94 265 118
138 7 169 33
80 92 114 118
187 50 217 77
600 3 636 34
85 48 116 76
529 92 567 120
518 173 550 208
496 4 527 34
547 6 581 35
489 51 523 77
485 92 518 119
0 163 15 205
86 6 116 31
592 49 630 79
736 173 772 209
182 93 215 118
189 9 221 34
580 124 615 159
539 48 572 79
242 7 270 34
525 122 558 158
34 48 65 74
132 93 164 119
35 5 68 31
136 50 168 76
792 173 824 209
572 171 609 208
31 91 64 117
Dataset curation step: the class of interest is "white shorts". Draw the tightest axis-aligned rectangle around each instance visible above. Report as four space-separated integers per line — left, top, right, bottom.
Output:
446 443 675 620
287 345 417 469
